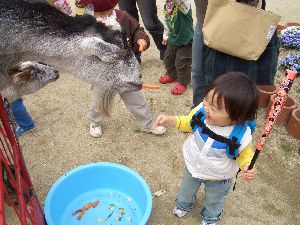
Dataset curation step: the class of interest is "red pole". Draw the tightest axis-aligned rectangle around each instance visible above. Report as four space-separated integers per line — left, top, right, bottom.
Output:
0 95 46 225
249 70 297 169
0 162 6 225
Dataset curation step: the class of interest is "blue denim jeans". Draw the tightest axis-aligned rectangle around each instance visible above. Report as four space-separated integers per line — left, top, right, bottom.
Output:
176 167 232 224
11 98 35 129
118 0 166 54
191 23 208 107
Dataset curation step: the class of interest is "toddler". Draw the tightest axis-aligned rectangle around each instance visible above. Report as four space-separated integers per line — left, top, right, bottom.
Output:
77 0 166 137
159 0 194 95
156 72 258 224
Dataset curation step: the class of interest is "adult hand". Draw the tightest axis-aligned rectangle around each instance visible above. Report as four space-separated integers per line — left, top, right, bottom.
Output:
137 39 147 52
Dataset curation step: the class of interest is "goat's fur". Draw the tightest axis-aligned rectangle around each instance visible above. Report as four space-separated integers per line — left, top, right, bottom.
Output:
0 0 141 116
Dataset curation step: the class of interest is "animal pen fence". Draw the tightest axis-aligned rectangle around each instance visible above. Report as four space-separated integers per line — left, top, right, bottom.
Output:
0 95 45 225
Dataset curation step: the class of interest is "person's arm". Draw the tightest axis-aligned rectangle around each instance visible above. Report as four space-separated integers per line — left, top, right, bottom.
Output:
175 105 199 132
156 104 202 133
236 143 257 182
174 0 191 15
162 4 169 44
236 143 254 169
117 10 150 52
163 20 170 42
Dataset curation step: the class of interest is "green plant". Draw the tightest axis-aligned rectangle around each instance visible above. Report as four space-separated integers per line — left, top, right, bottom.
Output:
281 140 294 156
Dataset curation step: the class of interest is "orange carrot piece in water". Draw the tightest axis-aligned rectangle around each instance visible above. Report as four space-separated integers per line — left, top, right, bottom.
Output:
83 202 92 210
77 211 85 220
73 202 92 220
72 208 82 216
92 200 99 208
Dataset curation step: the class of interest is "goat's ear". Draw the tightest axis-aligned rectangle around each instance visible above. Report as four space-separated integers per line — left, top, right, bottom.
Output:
8 65 32 83
80 37 126 63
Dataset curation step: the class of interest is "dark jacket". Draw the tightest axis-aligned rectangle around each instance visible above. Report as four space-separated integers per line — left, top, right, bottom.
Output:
116 10 150 53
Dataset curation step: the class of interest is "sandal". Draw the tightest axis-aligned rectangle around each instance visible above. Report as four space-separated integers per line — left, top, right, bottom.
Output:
171 83 186 95
159 74 178 84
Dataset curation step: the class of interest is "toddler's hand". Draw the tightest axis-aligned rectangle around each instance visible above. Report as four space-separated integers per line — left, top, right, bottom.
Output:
155 115 177 128
137 39 147 52
155 115 169 127
242 164 257 183
162 39 168 45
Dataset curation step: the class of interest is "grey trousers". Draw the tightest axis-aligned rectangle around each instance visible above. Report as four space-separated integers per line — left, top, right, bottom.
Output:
87 86 154 129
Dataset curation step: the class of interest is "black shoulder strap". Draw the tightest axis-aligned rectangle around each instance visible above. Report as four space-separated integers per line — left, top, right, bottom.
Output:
190 111 204 130
191 112 241 158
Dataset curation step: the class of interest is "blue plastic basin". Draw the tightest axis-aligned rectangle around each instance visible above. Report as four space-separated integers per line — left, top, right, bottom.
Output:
44 162 152 225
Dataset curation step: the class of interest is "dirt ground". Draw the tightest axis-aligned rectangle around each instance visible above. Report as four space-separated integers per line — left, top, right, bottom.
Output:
6 0 300 224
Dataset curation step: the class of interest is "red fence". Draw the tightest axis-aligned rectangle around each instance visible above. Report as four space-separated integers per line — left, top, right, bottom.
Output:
0 95 45 225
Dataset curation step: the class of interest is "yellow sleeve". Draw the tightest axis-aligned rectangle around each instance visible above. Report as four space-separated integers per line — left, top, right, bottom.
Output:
174 104 202 133
236 143 254 169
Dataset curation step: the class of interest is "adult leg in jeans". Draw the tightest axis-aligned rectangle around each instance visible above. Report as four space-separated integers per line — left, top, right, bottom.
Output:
119 0 166 58
192 23 207 107
11 98 35 130
120 90 154 129
176 167 202 211
200 179 232 224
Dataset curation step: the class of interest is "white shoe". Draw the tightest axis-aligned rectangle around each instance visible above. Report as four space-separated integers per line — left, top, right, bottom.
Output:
173 206 187 218
89 123 102 137
141 125 166 135
201 221 216 225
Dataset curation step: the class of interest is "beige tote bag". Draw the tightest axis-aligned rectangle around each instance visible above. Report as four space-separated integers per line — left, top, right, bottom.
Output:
202 0 281 60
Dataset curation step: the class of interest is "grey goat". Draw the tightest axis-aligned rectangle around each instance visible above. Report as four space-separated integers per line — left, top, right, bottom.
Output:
0 0 142 116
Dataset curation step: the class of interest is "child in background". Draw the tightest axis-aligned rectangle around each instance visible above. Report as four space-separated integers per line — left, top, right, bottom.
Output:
54 0 72 15
155 72 258 225
76 0 166 137
118 0 167 61
159 0 193 95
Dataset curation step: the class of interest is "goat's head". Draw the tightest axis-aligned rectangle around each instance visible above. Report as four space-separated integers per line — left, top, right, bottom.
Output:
2 61 59 102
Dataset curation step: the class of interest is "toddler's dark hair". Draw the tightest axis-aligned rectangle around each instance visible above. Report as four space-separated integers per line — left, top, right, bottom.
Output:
204 72 259 123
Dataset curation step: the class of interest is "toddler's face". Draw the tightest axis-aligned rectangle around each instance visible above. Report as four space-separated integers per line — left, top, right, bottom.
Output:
203 90 232 127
